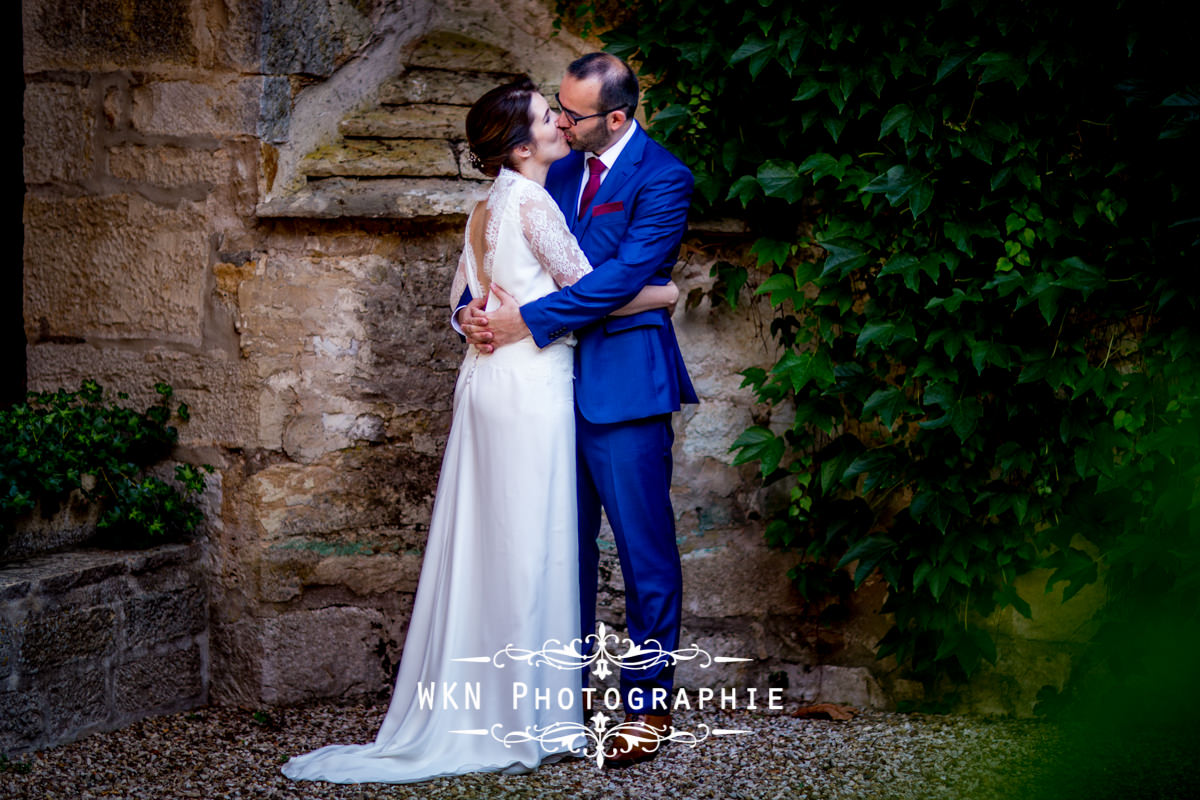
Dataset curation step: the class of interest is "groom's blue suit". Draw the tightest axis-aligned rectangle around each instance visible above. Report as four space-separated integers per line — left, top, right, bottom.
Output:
522 124 697 713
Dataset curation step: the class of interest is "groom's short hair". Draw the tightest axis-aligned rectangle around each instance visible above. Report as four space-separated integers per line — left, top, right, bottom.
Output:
566 53 639 117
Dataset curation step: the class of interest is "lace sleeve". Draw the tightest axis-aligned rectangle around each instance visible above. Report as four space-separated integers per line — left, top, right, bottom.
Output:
518 183 593 286
449 246 468 309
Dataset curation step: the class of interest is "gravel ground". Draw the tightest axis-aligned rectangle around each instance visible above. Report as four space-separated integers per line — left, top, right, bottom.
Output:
0 701 1068 800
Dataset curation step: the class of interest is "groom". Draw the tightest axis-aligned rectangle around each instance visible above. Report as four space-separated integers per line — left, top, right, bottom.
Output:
458 53 697 765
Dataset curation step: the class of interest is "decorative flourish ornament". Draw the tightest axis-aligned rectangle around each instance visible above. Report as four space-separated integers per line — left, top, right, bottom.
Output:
451 623 756 767
455 622 751 679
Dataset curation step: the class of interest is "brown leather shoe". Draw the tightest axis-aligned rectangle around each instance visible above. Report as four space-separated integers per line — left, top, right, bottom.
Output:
603 712 671 768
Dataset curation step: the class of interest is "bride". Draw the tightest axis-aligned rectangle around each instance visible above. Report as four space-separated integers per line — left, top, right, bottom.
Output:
280 79 678 784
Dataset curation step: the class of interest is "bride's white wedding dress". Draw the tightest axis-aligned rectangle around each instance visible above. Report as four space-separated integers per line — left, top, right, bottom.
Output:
281 168 593 784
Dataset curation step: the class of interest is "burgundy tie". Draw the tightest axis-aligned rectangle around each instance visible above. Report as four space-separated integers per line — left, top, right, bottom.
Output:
578 157 605 218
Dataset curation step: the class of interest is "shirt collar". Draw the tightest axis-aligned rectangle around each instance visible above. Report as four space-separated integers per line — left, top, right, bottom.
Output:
589 119 638 171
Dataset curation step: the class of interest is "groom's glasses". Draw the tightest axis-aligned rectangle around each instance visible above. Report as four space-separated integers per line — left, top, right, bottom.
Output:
554 93 626 126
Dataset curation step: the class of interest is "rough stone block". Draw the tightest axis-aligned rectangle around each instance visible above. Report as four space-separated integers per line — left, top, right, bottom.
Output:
680 537 803 619
259 606 390 705
1 491 100 562
114 646 204 713
21 607 116 672
407 31 522 73
24 0 197 70
380 69 514 106
339 105 468 139
301 139 460 178
207 617 265 708
23 194 210 344
197 0 265 74
45 666 108 740
258 75 292 144
23 81 93 184
125 588 206 647
788 664 890 709
261 0 374 76
130 78 262 137
0 691 44 753
245 448 440 540
0 618 18 680
26 345 258 448
309 553 422 596
107 143 233 188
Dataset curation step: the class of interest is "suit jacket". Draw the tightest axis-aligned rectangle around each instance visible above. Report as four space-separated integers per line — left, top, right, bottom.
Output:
521 125 699 424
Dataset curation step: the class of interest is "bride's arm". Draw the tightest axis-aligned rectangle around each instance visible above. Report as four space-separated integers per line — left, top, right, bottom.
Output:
520 187 676 317
610 280 679 317
449 248 469 311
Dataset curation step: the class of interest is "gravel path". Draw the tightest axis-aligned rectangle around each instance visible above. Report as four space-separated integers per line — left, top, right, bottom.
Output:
1 701 1067 800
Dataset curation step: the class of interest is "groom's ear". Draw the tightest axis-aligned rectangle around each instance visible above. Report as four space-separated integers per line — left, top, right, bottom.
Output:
607 109 628 132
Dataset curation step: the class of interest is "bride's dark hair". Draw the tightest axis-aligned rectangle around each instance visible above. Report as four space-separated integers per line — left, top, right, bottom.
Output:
465 78 538 178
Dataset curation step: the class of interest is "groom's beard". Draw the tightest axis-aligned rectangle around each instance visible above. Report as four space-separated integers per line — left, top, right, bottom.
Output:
564 124 615 155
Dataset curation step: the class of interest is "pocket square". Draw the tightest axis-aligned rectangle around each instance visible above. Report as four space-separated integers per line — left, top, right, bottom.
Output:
592 201 625 216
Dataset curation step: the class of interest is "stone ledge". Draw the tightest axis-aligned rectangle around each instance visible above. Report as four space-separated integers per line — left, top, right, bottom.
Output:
257 177 489 220
0 544 208 754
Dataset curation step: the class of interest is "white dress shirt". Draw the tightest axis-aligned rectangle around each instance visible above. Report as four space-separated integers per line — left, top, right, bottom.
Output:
574 120 639 213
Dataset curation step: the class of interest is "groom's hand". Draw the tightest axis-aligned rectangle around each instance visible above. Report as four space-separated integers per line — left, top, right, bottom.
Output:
459 296 494 353
486 286 531 348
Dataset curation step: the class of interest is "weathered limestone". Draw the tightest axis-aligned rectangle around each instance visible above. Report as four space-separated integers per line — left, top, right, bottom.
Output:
339 104 470 140
107 143 236 187
260 0 379 77
301 139 460 178
23 80 94 185
380 69 514 106
0 545 208 754
23 194 211 345
256 177 489 218
407 30 524 73
25 345 257 448
258 606 391 706
23 0 198 70
129 78 263 138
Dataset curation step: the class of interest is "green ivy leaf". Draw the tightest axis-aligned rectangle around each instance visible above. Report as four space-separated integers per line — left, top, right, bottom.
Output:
756 159 807 203
730 426 785 476
819 237 873 277
880 104 915 140
863 387 914 428
730 34 777 79
649 104 690 137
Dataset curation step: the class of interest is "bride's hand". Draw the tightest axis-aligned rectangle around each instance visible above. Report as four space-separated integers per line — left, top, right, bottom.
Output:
663 280 680 316
459 296 494 354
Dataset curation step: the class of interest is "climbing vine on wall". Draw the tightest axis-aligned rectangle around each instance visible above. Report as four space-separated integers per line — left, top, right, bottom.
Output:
565 0 1200 690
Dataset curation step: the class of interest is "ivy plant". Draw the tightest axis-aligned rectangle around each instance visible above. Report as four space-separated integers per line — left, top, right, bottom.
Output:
582 0 1200 692
1 380 213 550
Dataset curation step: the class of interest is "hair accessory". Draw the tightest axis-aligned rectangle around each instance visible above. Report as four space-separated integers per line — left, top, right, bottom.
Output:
467 150 485 171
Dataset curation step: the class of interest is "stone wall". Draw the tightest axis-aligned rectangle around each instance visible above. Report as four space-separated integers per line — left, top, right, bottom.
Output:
0 545 208 754
20 0 1095 723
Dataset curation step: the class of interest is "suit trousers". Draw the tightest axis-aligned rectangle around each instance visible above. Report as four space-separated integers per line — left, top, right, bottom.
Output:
576 411 682 714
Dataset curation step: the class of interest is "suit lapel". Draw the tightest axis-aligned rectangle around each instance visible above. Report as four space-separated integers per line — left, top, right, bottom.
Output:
574 125 647 239
548 151 585 229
